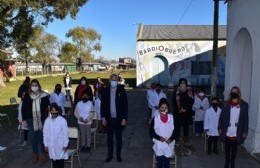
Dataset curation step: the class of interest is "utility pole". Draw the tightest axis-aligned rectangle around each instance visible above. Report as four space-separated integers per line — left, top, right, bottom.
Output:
211 0 220 97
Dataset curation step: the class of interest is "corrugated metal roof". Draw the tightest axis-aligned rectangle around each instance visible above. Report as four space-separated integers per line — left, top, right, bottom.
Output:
138 25 226 41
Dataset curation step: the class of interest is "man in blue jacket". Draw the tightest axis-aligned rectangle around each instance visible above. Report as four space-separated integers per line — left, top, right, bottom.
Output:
101 74 128 162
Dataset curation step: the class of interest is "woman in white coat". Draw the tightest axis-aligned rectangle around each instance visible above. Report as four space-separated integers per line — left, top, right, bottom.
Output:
50 84 66 116
204 97 221 155
193 89 210 136
150 99 175 168
43 103 69 168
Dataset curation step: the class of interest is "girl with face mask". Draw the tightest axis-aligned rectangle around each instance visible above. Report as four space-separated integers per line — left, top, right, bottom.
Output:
150 99 175 168
74 76 93 106
218 86 249 168
43 103 69 168
74 92 95 153
21 79 50 164
50 84 66 116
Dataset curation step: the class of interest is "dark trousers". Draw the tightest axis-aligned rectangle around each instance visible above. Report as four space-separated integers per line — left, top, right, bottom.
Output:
208 136 219 153
195 121 204 134
225 138 238 167
107 118 122 158
27 119 45 154
24 130 29 141
157 156 170 168
175 119 189 141
52 159 64 168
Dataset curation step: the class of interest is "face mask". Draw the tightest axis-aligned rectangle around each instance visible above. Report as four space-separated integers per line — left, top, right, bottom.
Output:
231 92 239 99
51 112 59 119
198 93 205 97
82 98 88 102
180 84 187 91
156 89 161 93
81 80 86 85
55 88 61 93
110 81 118 87
212 103 218 108
31 86 39 92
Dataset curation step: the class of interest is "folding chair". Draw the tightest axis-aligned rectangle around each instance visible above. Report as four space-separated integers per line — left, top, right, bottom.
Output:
0 113 12 126
52 127 81 168
152 153 177 168
203 133 224 152
91 112 99 150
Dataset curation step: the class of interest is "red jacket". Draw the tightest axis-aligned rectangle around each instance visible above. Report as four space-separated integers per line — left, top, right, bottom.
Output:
93 81 105 95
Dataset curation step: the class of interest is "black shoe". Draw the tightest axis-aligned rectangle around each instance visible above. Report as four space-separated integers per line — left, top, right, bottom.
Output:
230 162 235 168
106 156 113 162
213 150 219 155
86 147 91 153
117 156 122 162
80 147 86 152
207 150 211 155
224 164 229 168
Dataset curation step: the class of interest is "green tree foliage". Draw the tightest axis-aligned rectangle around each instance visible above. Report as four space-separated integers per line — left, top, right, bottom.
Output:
59 42 78 63
66 27 102 63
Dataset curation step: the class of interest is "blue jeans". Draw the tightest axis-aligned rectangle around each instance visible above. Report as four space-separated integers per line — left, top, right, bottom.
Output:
157 156 170 168
27 119 45 154
195 121 204 134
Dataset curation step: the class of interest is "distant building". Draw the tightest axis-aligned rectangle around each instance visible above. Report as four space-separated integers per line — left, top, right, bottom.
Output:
136 24 226 87
118 57 136 69
224 0 260 157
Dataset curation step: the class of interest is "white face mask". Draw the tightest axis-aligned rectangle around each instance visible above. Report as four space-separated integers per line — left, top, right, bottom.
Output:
81 80 86 85
31 86 39 92
198 93 205 97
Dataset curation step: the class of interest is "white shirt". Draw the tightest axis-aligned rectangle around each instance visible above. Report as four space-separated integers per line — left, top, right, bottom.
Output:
226 105 240 137
146 89 155 108
204 107 221 136
193 96 210 121
43 116 69 160
50 92 66 115
153 114 175 157
94 98 101 120
149 91 167 118
75 101 94 125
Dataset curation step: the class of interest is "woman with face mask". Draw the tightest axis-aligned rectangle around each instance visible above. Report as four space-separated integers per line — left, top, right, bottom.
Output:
43 103 69 168
74 92 95 153
150 99 176 168
74 76 93 106
50 84 66 116
21 79 50 164
218 86 249 168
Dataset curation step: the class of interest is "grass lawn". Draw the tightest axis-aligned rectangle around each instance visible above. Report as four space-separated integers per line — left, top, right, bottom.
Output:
0 69 136 106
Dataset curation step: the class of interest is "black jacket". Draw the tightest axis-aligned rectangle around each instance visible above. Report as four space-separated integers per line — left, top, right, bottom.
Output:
18 83 29 98
218 100 249 144
21 92 50 123
101 85 128 122
74 84 93 106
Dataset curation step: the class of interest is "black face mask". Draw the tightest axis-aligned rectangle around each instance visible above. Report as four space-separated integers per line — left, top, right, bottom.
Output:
156 89 161 93
212 103 218 109
82 98 88 102
55 88 61 93
231 92 239 99
51 113 59 119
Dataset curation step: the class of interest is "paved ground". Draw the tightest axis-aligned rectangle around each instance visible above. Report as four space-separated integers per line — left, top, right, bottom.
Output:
0 89 259 168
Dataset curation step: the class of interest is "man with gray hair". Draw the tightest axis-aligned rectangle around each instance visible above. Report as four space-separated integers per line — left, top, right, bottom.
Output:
101 74 128 162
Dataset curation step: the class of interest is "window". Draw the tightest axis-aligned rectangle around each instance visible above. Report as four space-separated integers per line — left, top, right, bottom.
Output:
191 61 211 75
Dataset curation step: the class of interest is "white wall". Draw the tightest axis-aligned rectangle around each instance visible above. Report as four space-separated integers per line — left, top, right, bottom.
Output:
225 0 260 154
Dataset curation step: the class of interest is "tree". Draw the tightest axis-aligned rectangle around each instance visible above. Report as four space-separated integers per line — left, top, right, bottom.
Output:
29 26 58 74
0 0 89 67
66 27 102 67
59 42 78 63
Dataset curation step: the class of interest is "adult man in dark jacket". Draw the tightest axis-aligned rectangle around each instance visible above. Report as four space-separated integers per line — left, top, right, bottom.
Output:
101 74 128 162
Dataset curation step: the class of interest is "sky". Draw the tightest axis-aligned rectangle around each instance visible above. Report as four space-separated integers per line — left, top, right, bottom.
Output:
46 0 227 60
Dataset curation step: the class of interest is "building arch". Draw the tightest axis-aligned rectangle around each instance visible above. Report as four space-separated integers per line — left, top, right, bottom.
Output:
149 55 169 86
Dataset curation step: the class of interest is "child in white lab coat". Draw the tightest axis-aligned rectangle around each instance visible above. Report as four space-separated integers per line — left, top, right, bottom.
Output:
49 84 66 116
193 89 210 136
150 99 175 168
43 103 69 168
204 97 221 155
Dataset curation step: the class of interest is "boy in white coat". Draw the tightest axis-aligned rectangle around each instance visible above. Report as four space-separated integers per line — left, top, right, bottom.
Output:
43 103 69 168
193 89 210 136
204 97 221 155
50 84 66 116
148 84 167 119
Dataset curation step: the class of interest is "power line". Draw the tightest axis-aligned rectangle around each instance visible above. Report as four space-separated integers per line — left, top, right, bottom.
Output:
176 0 195 25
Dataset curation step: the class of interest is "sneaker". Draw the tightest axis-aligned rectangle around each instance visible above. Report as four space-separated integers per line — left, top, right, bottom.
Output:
105 156 113 162
21 141 27 147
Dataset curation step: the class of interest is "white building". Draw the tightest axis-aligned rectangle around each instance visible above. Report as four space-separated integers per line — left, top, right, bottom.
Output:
224 0 260 157
136 25 226 87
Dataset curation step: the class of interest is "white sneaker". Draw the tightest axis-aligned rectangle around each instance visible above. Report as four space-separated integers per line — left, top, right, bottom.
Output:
21 141 27 147
0 146 7 151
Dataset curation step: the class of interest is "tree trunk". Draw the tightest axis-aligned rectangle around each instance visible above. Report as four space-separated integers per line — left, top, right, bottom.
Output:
211 0 219 97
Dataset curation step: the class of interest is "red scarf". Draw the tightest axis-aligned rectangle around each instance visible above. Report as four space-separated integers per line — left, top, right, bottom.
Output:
231 101 239 107
160 114 168 123
78 84 88 99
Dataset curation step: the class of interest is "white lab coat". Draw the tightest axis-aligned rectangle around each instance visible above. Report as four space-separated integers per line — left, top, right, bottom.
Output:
149 91 167 118
50 92 66 115
204 107 221 136
153 114 175 157
18 101 28 130
74 101 94 125
94 98 101 120
193 96 210 121
146 89 155 109
43 116 69 160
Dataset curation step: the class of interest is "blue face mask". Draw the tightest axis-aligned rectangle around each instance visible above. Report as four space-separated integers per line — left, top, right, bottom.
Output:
110 81 118 87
